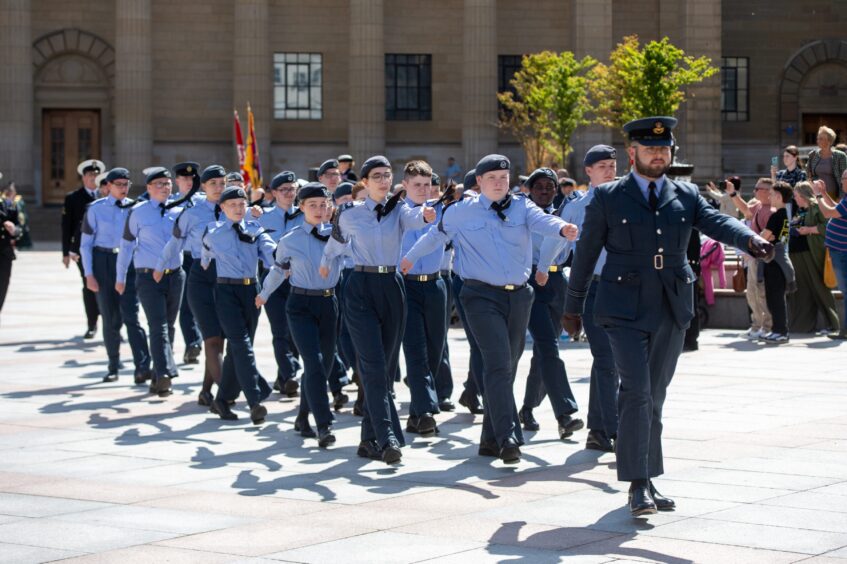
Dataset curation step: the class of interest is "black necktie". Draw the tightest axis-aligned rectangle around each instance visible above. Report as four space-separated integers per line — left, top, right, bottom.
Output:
375 191 406 222
310 226 329 242
285 209 303 222
115 199 136 209
158 202 166 217
648 182 659 211
233 222 257 243
490 195 512 221
214 204 221 220
374 203 384 221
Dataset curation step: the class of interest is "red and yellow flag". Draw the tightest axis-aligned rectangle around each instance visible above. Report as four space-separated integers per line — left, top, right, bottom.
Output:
243 104 262 189
233 109 247 181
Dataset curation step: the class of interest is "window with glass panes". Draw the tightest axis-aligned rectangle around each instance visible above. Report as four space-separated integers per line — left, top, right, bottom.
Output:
273 53 322 120
721 57 749 122
385 54 432 121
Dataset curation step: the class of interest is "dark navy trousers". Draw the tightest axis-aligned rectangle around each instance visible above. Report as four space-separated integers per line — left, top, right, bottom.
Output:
434 272 454 400
187 259 223 339
582 280 619 437
336 268 358 375
136 269 183 379
451 274 482 398
402 277 447 417
121 264 151 373
262 272 300 384
343 271 405 448
178 251 203 349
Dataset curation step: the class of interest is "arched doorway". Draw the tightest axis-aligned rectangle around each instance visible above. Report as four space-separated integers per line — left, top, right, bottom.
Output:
33 29 114 205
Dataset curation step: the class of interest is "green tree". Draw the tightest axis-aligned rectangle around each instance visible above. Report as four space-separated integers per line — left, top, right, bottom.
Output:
545 52 597 167
591 35 718 136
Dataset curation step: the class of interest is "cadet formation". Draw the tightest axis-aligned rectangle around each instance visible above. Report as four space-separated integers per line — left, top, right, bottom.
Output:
56 115 774 517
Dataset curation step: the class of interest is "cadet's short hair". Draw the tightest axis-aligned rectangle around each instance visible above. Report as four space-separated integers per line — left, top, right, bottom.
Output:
351 181 366 199
403 160 432 179
772 181 793 203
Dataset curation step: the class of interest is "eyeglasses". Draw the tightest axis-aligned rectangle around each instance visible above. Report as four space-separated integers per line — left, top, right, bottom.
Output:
151 180 172 188
112 181 131 188
368 173 393 182
322 172 342 178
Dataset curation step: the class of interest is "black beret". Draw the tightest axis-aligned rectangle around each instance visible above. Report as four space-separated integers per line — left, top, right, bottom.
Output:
173 161 200 177
463 169 477 190
105 168 131 183
271 171 297 190
360 155 391 179
219 186 247 203
623 116 677 147
318 159 340 177
560 177 577 187
145 167 172 184
526 168 558 189
584 145 617 167
334 181 354 199
338 154 354 163
475 154 511 177
200 165 226 183
431 173 441 186
299 182 330 201
225 171 244 183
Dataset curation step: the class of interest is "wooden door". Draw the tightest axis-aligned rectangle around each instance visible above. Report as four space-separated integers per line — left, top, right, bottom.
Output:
41 109 101 205
802 113 847 146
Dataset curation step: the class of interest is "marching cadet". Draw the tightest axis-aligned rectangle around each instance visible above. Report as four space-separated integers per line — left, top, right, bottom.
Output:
201 186 276 424
157 165 228 406
172 162 204 365
337 154 358 182
321 155 436 465
256 182 341 447
517 168 584 440
432 173 456 412
398 161 446 437
226 172 246 190
317 159 343 194
116 167 186 397
80 168 152 384
62 159 104 339
562 116 773 515
401 154 578 464
539 145 621 453
258 171 305 396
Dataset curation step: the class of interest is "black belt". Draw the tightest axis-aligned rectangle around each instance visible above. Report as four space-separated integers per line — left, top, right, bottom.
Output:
591 274 601 282
605 253 685 271
404 272 440 282
94 246 119 254
353 265 396 274
217 277 257 285
137 268 176 275
440 269 451 277
464 278 528 292
290 286 335 297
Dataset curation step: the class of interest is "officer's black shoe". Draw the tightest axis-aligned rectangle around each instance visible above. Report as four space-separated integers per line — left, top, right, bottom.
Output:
499 438 521 464
459 390 484 415
133 369 151 385
284 378 299 398
317 427 336 448
211 399 238 420
332 391 349 411
649 480 676 511
382 440 402 465
183 345 202 365
478 440 499 457
102 372 118 383
406 414 437 436
197 390 213 407
557 414 585 439
357 440 382 460
519 407 540 431
628 479 658 516
155 376 172 397
273 378 281 392
585 429 615 452
353 397 364 417
438 398 455 412
250 403 268 425
83 327 96 339
148 380 156 394
294 415 316 438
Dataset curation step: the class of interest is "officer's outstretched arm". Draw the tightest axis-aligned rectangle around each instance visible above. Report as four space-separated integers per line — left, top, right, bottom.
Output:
692 191 753 251
564 191 608 316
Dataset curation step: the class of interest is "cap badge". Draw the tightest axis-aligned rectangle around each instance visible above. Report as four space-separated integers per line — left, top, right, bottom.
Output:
653 122 665 135
186 166 193 172
500 161 507 169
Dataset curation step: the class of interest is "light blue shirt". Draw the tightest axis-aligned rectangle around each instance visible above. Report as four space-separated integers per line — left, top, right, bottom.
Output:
529 202 561 266
259 223 342 300
539 187 606 276
399 201 445 275
631 170 666 202
117 199 183 283
258 205 305 243
201 217 277 279
322 196 427 267
403 193 568 286
157 199 219 269
80 195 133 277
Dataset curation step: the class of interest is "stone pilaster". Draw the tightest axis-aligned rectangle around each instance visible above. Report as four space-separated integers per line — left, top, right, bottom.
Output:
348 0 385 162
0 0 33 200
461 0 497 171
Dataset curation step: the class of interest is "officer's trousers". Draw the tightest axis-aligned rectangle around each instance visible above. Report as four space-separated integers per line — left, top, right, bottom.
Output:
603 298 684 481
76 259 99 330
402 277 447 417
215 283 271 407
179 252 202 350
187 259 223 339
451 275 482 398
287 292 337 429
434 271 454 400
0 249 12 314
262 274 299 384
583 280 619 437
459 281 531 447
136 269 183 380
343 271 405 448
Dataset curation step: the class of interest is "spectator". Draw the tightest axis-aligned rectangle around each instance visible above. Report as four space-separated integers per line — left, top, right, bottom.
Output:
2 183 30 249
773 145 807 187
444 157 462 184
837 143 847 154
704 176 742 218
699 236 726 306
807 126 847 199
759 182 796 344
812 176 847 340
788 181 840 334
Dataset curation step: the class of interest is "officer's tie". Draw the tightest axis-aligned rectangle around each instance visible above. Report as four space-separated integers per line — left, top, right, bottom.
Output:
648 181 659 212
490 195 512 221
310 226 329 242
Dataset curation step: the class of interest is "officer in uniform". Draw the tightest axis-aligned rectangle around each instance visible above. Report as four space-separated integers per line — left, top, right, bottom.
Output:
257 182 341 447
116 167 186 397
0 175 22 317
62 159 105 338
518 168 584 440
172 162 204 364
258 171 305 396
201 186 276 424
322 155 435 465
338 154 358 182
157 165 228 406
318 159 343 194
562 116 773 515
401 155 578 464
80 168 152 383
539 145 621 453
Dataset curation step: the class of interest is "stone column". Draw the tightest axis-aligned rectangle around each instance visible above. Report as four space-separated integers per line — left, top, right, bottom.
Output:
461 0 497 170
115 0 152 183
571 0 613 175
348 0 385 161
0 0 34 200
234 0 271 180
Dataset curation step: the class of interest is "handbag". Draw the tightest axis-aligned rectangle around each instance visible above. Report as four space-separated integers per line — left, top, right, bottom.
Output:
824 249 837 289
732 254 747 293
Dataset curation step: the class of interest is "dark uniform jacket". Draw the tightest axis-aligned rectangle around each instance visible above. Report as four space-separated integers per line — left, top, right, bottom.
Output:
565 173 754 331
0 199 22 259
61 186 96 256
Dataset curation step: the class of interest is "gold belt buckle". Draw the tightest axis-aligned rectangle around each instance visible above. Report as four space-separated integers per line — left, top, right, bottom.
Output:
244 278 252 285
654 254 664 270
378 265 388 273
548 265 559 272
504 284 516 291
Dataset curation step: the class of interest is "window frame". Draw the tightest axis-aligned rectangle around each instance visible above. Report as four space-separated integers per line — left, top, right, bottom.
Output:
385 53 432 121
273 52 323 120
721 56 749 122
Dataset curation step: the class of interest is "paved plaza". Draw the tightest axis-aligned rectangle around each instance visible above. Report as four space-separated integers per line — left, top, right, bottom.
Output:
0 247 846 563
